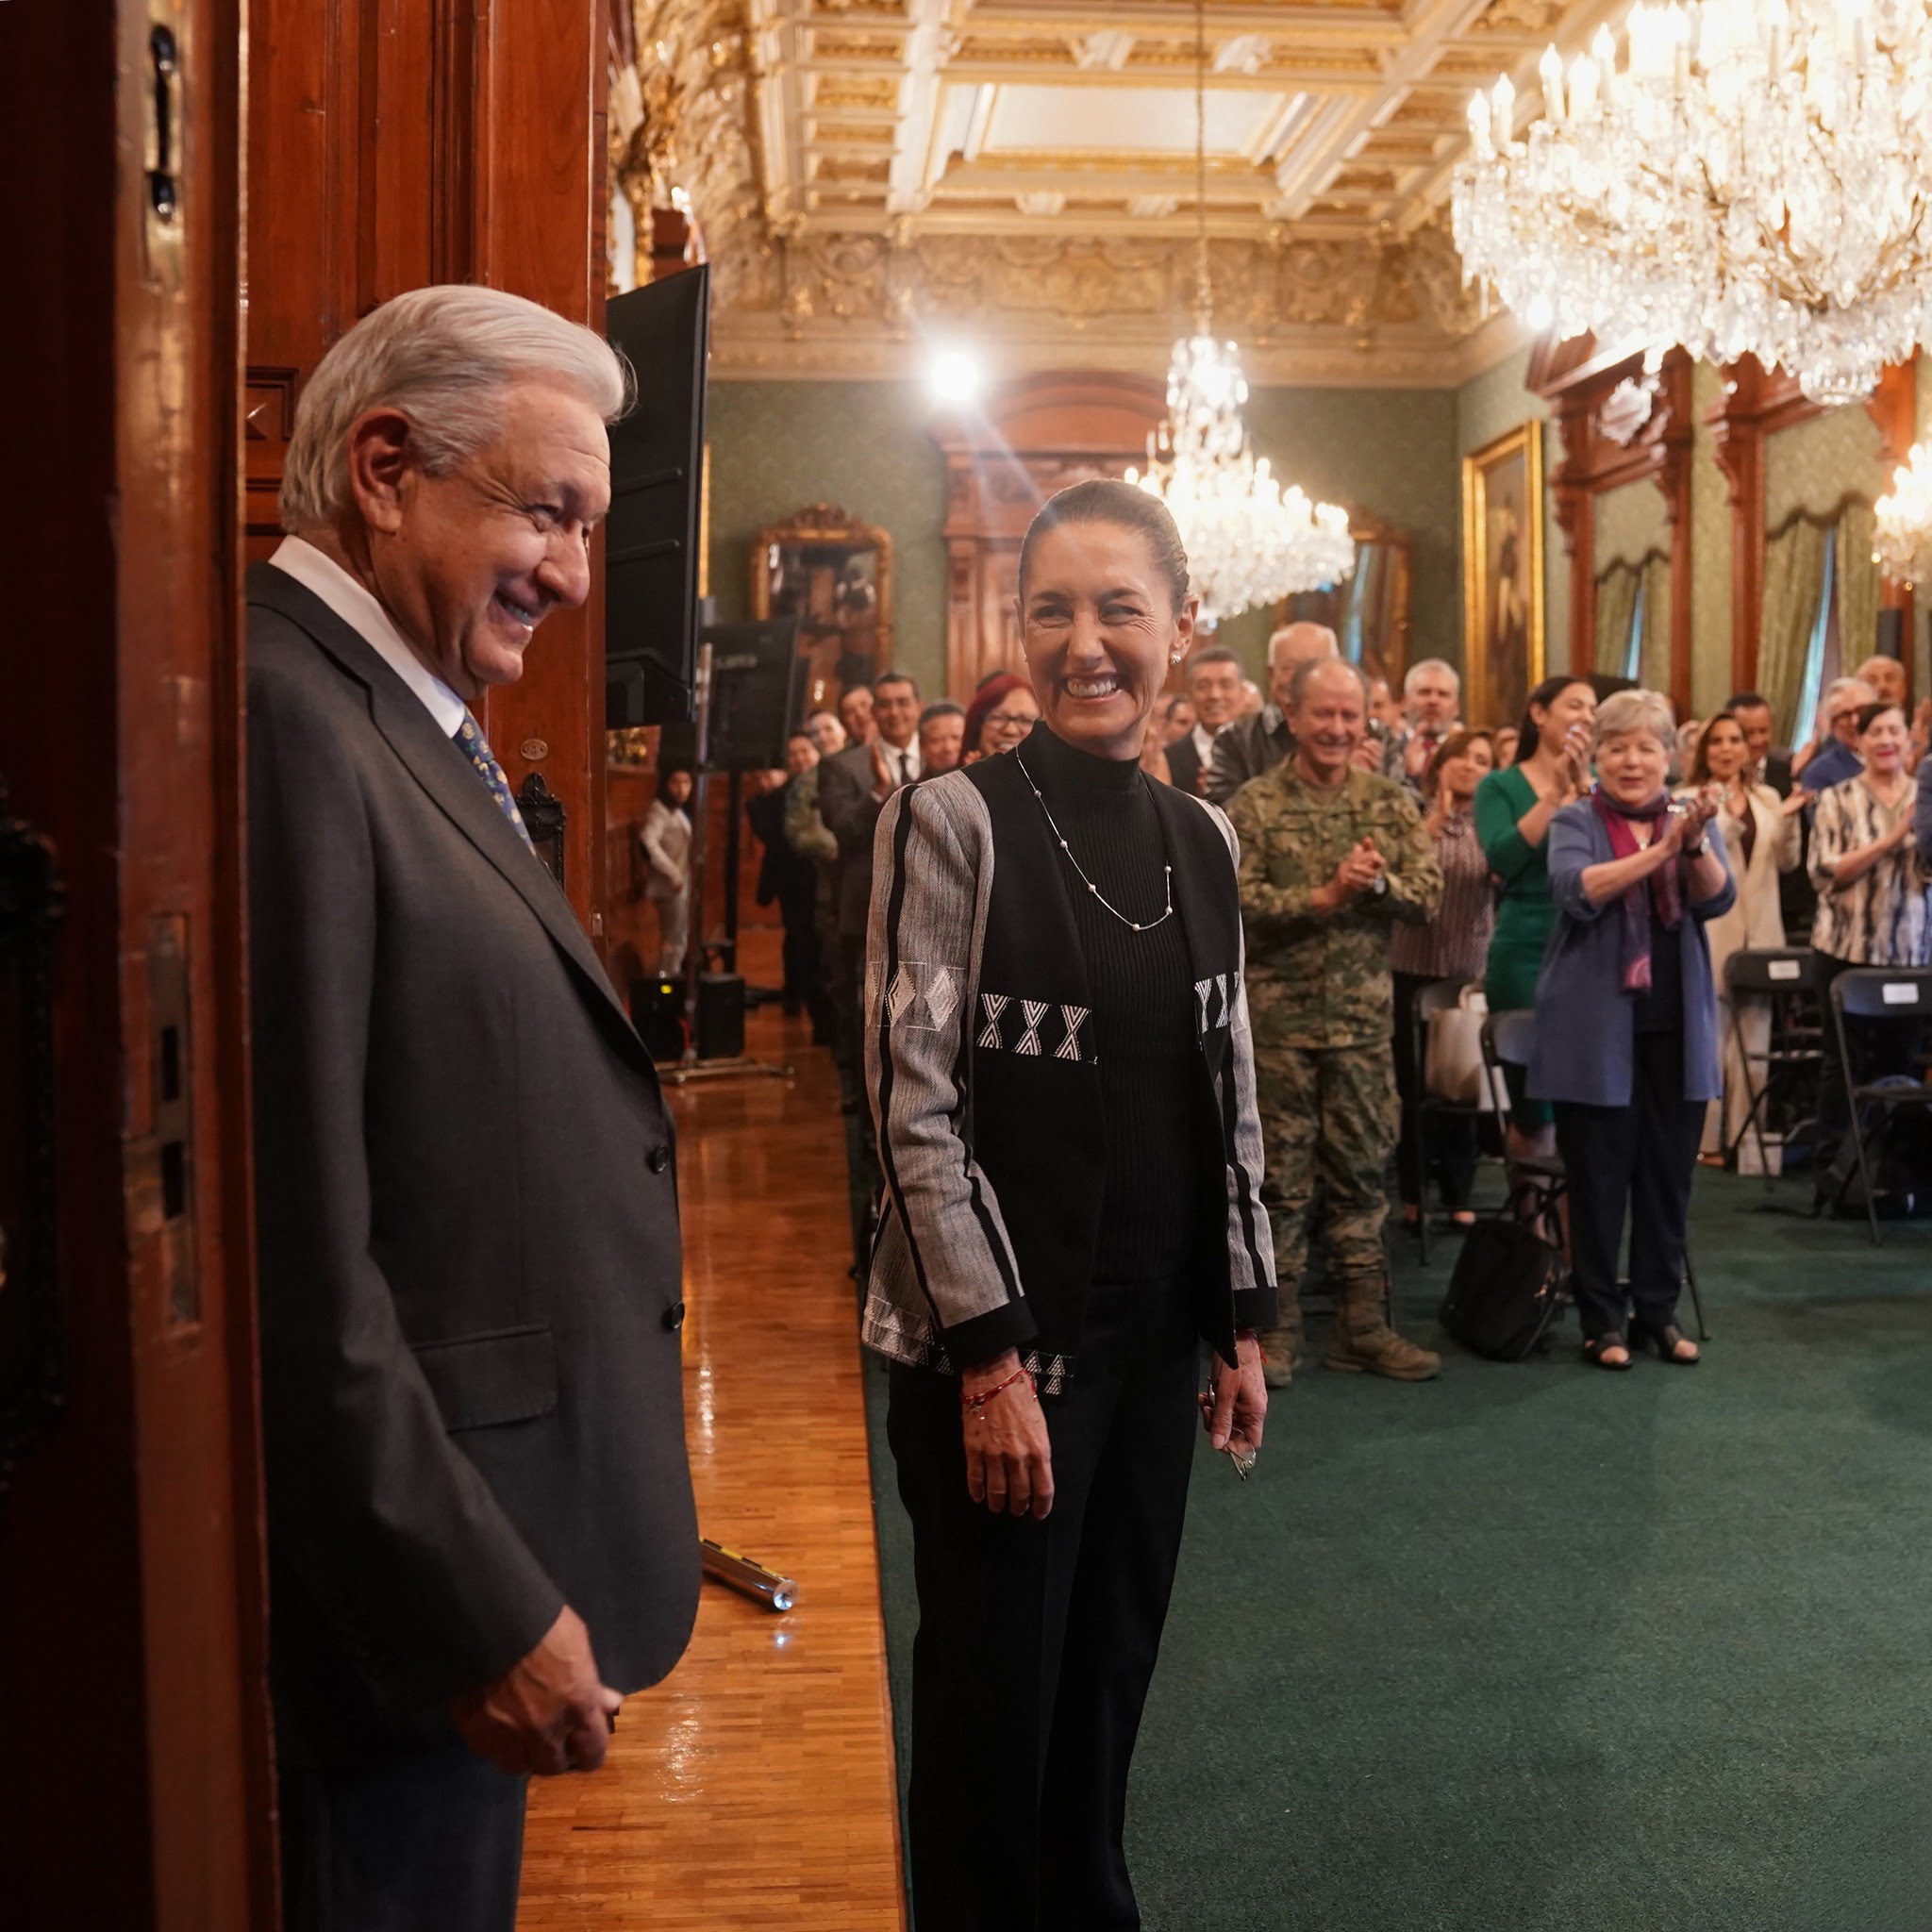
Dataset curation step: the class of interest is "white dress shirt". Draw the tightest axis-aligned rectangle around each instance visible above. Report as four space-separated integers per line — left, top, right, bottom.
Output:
270 536 468 737
1189 721 1225 767
881 739 922 787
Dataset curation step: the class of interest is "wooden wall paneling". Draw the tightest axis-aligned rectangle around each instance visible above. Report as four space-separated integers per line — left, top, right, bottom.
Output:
930 372 1165 703
2 0 271 1922
249 0 614 925
1706 356 1823 695
1533 341 1695 714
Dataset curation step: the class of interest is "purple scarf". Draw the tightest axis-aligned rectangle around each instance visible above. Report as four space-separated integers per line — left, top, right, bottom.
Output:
1591 788 1683 992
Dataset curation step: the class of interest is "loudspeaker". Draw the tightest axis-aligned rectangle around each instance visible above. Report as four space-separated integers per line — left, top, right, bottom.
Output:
1875 607 1906 661
631 975 686 1064
605 264 710 729
695 973 746 1061
704 616 804 772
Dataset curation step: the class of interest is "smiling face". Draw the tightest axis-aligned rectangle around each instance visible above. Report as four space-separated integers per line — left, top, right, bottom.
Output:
1596 728 1670 806
1290 660 1369 787
1161 695 1196 743
1529 680 1597 758
785 733 818 778
980 685 1040 756
805 711 846 758
838 686 875 743
1857 656 1908 708
1700 714 1749 783
872 676 920 750
1439 735 1494 802
920 709 965 773
1731 701 1772 765
1860 704 1910 775
1187 655 1242 731
1020 520 1195 760
353 378 609 701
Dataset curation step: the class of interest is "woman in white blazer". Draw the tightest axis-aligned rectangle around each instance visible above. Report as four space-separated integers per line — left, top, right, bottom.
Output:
1677 710 1804 1156
641 766 695 975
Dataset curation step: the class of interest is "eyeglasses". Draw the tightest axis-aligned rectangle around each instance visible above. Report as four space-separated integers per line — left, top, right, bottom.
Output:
987 711 1034 729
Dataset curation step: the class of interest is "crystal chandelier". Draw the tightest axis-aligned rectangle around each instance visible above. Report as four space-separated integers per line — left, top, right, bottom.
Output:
1875 442 1932 586
1452 0 1932 406
1126 0 1354 625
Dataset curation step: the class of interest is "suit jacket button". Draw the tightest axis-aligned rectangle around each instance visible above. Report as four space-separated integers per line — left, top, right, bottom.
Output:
647 1144 671 1174
663 1301 686 1332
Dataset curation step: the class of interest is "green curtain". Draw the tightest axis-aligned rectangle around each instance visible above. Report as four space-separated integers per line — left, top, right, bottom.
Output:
1758 519 1829 744
1593 563 1641 676
1640 554 1673 693
1836 500 1880 669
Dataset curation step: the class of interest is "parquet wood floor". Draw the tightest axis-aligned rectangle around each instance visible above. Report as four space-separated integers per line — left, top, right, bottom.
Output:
519 934 906 1930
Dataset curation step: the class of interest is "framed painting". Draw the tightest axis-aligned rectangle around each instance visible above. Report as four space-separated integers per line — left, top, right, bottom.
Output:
1460 423 1546 729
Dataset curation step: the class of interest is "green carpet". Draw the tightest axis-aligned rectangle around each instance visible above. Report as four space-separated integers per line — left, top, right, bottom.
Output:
863 1174 1932 1930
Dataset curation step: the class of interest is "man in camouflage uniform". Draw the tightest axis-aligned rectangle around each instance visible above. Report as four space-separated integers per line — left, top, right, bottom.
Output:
1227 657 1444 1386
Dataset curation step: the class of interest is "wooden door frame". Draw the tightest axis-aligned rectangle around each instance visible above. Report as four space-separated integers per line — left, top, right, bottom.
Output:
0 0 273 1924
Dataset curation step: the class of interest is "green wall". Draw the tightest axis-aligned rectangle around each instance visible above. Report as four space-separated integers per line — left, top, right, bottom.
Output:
705 382 952 699
706 378 1461 694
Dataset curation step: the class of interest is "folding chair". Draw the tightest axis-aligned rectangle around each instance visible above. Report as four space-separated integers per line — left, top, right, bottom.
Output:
1825 967 1932 1245
1482 1006 1709 1339
1407 975 1484 1266
1723 946 1824 1187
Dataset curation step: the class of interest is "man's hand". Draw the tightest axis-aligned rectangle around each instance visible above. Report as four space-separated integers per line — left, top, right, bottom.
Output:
451 1605 622 1778
1403 732 1433 779
1312 839 1384 914
960 1348 1054 1520
869 740 898 800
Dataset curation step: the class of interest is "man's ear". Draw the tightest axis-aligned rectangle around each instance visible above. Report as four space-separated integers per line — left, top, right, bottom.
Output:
343 408 415 536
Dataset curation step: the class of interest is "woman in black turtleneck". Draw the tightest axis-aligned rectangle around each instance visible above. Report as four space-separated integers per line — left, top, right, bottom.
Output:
862 479 1274 1932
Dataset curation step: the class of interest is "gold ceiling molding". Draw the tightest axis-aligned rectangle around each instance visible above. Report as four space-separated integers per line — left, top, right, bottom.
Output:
615 0 1615 381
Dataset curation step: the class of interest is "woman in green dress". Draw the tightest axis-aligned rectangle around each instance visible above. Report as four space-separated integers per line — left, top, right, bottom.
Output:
1474 675 1598 1159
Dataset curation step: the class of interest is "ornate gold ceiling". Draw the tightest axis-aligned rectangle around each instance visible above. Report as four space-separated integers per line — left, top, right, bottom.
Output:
615 0 1623 385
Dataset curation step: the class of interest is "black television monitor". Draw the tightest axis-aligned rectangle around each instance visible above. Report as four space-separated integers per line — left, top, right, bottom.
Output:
704 616 805 773
604 263 709 728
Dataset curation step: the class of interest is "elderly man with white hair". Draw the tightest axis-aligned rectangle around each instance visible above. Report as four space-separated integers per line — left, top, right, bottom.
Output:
247 286 697 1932
1386 657 1463 791
1793 675 1879 793
1205 620 1339 804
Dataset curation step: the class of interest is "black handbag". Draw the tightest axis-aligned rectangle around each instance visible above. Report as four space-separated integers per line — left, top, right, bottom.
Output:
1439 1194 1565 1362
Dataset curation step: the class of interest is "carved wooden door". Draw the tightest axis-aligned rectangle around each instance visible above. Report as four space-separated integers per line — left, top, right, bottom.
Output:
0 0 274 1925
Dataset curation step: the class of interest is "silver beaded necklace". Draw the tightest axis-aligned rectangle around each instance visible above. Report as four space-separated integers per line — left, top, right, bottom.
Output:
1013 750 1174 933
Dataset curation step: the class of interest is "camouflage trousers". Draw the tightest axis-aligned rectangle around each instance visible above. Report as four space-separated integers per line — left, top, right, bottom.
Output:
1254 1041 1398 1320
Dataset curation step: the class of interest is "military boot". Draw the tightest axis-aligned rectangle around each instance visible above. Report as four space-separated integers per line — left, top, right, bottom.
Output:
1258 1310 1304 1389
1325 1275 1441 1382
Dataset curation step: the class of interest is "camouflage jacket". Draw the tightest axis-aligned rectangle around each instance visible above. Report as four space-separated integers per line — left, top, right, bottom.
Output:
1228 761 1443 1049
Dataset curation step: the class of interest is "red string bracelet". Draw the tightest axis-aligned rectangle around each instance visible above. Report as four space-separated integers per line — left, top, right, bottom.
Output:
960 1364 1031 1413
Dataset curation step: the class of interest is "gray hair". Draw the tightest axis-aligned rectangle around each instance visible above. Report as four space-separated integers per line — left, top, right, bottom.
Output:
1267 622 1339 665
280 285 633 531
1404 657 1460 695
1592 687 1677 752
1287 656 1373 711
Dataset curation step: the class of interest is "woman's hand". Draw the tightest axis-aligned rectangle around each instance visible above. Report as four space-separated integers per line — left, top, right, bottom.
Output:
960 1350 1054 1519
1679 783 1723 843
1778 785 1814 819
1203 1334 1267 1465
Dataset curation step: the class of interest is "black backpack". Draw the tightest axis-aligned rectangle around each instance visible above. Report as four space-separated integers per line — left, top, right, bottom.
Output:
1439 1190 1566 1361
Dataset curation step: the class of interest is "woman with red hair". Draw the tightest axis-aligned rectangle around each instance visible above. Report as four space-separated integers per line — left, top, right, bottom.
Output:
961 673 1040 764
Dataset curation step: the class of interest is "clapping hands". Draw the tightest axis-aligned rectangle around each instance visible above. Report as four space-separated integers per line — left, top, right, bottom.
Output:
1332 838 1386 900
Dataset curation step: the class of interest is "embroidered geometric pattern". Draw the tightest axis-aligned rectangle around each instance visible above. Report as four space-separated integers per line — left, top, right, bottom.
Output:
879 961 961 1031
1022 1348 1072 1397
974 991 1095 1062
456 712 536 853
1014 1001 1049 1055
977 992 1009 1049
1194 974 1236 1033
1054 1005 1089 1061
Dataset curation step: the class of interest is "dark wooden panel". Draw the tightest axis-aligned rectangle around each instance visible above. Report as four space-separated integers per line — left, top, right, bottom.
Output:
0 0 271 1923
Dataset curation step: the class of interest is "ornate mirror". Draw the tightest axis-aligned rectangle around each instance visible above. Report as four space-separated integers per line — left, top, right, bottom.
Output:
1277 507 1412 687
750 504 893 715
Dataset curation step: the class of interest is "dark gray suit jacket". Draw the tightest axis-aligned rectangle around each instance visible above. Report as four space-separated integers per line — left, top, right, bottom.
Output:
818 738 904 940
246 563 698 1759
1205 708 1292 806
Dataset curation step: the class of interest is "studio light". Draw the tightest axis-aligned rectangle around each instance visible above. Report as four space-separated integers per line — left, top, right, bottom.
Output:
925 345 985 407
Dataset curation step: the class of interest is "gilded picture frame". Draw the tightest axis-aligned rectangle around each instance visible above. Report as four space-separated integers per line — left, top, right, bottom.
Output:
1460 423 1546 729
750 503 894 714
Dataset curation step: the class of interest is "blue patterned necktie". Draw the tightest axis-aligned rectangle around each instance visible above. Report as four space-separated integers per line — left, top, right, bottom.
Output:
456 711 536 853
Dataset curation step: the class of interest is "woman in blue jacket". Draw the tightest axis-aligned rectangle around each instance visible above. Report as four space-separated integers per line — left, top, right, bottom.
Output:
1531 689 1735 1370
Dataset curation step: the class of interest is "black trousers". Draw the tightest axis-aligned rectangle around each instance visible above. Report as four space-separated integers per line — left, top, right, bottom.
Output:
1553 1027 1704 1341
1391 970 1480 1210
888 1278 1200 1932
279 1735 527 1932
778 878 835 1039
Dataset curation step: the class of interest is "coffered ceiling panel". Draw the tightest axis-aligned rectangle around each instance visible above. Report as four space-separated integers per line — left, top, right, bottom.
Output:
619 0 1625 383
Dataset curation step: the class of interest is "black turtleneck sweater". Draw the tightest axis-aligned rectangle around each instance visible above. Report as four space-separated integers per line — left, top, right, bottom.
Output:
1018 724 1202 1283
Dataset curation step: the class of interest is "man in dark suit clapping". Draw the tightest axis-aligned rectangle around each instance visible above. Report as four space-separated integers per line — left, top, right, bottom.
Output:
1165 643 1242 794
247 285 697 1932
